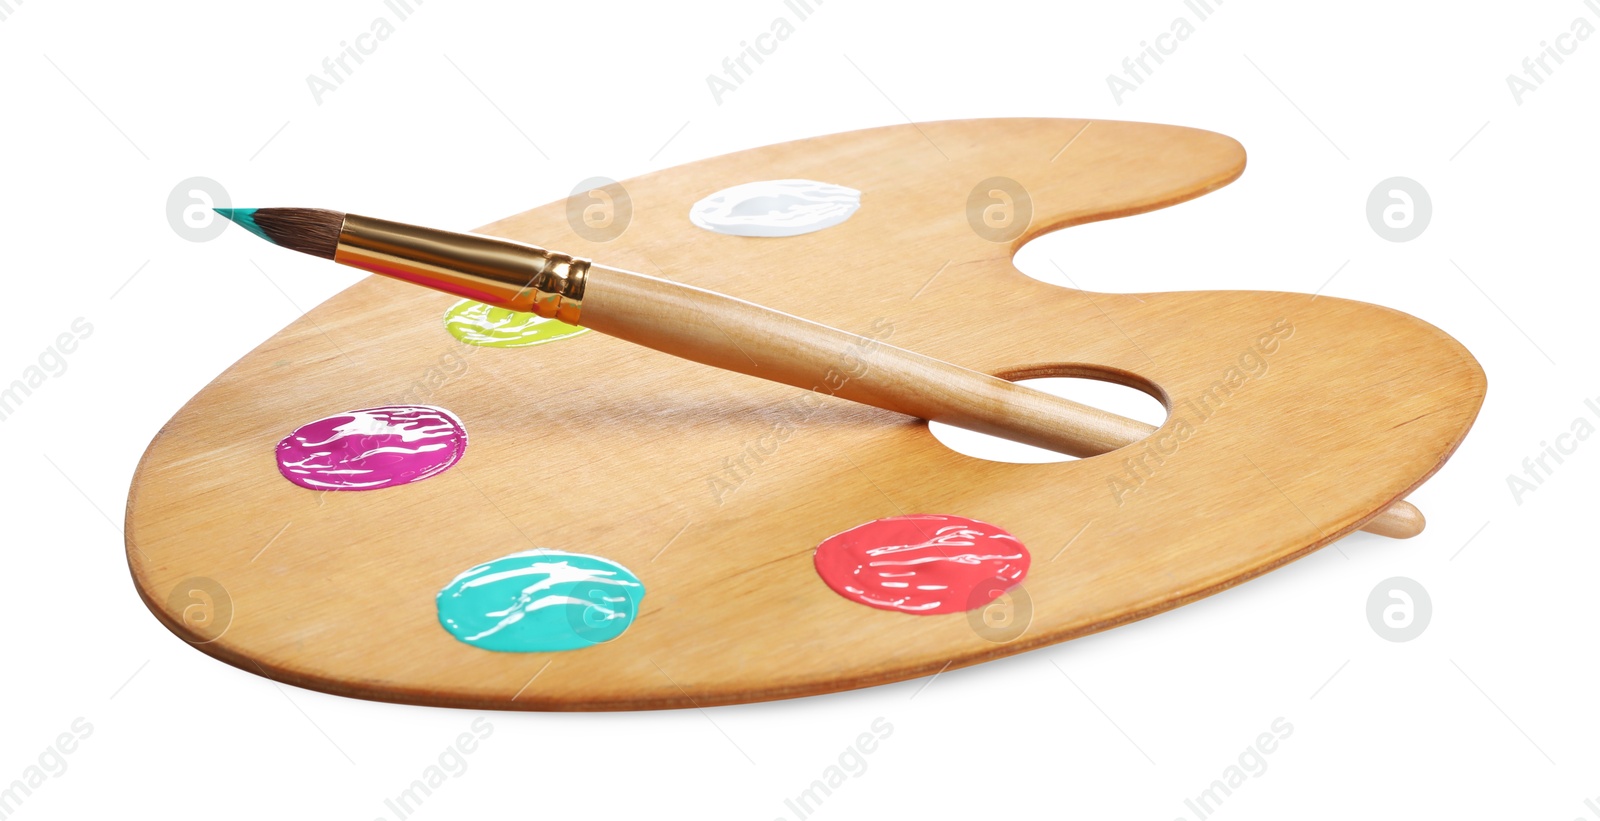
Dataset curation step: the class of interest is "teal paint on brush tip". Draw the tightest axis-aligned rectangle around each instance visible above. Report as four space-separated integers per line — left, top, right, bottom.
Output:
213 208 275 244
436 549 646 652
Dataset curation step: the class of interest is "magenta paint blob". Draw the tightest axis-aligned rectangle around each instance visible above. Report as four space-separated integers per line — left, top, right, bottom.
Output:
275 404 467 491
812 514 1029 615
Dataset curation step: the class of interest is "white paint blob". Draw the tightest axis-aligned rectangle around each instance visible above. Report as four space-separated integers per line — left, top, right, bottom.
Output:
689 179 860 237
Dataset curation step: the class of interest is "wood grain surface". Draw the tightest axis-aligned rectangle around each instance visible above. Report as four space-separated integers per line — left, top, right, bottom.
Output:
582 262 1425 536
125 118 1486 710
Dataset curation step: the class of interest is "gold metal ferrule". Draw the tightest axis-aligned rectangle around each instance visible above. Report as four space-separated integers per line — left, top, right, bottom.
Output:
334 213 589 323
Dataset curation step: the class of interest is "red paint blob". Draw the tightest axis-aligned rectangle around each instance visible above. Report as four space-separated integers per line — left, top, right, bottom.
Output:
812 514 1029 615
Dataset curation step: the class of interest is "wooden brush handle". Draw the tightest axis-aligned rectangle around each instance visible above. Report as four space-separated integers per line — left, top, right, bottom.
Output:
580 264 1424 539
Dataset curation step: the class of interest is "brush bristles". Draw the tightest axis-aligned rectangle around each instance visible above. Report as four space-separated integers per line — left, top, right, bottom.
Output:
251 208 345 259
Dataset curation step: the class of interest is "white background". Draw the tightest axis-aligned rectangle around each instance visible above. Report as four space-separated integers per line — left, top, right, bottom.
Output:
2 0 1596 818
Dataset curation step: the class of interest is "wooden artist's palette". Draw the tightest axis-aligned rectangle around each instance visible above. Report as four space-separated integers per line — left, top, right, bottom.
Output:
126 119 1485 710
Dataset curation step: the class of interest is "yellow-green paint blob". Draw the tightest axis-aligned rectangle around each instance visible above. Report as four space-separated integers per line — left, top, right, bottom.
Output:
442 299 590 348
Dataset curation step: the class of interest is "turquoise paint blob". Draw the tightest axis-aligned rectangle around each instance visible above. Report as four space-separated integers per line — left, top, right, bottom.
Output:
213 208 275 244
436 549 646 652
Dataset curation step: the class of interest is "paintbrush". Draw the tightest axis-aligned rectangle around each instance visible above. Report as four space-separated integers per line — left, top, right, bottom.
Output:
216 207 1425 538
